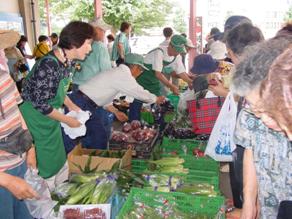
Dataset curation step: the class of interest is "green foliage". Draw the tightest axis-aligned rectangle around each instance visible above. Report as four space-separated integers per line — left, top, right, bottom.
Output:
285 6 292 21
173 8 187 34
38 0 173 34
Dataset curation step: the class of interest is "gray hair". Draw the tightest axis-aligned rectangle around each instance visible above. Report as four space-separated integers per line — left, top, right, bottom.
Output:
231 36 292 96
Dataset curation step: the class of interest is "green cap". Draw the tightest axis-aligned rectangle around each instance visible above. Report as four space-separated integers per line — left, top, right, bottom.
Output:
125 53 149 70
170 34 187 54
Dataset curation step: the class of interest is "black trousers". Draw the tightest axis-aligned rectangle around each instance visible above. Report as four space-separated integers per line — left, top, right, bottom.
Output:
277 201 292 219
229 145 244 208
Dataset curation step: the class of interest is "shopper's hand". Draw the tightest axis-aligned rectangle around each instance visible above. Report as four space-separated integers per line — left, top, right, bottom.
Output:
3 174 39 200
208 79 228 97
170 85 179 95
188 82 193 90
240 201 258 219
114 111 128 122
66 116 82 128
156 96 165 105
26 147 37 169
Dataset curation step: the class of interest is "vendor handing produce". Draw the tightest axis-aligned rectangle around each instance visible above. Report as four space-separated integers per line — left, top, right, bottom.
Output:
129 34 187 122
77 53 165 148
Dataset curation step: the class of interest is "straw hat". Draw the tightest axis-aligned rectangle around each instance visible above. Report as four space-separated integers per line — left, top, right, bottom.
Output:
0 30 20 49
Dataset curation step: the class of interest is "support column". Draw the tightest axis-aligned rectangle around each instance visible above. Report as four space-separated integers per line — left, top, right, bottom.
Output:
18 0 40 48
45 0 51 35
189 0 197 70
94 0 102 18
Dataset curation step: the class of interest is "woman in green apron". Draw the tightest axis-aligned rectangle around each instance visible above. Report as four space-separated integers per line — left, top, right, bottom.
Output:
20 21 95 191
129 34 187 122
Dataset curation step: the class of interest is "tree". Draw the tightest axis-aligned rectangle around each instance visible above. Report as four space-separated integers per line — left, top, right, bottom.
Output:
173 9 187 34
285 6 292 21
38 0 173 34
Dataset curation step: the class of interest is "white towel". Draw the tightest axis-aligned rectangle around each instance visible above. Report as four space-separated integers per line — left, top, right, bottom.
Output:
61 110 91 139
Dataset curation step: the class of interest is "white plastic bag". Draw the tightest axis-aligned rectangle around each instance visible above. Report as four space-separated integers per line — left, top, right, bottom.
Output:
177 88 194 113
24 168 56 219
205 92 237 162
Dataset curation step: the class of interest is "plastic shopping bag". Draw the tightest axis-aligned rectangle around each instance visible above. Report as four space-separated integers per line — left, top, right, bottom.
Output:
24 168 56 219
205 92 237 162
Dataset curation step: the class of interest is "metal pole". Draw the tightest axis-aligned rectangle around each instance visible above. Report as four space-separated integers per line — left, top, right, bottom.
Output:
30 0 37 45
45 0 51 35
189 0 196 70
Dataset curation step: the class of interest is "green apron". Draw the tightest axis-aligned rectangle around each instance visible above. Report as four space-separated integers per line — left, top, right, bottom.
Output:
20 55 71 179
136 48 176 96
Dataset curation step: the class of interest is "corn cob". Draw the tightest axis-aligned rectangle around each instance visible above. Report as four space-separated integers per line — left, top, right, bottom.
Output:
148 157 185 166
66 182 96 204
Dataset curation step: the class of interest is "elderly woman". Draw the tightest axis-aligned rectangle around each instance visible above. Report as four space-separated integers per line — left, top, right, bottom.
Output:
231 33 292 218
224 21 264 210
20 21 95 191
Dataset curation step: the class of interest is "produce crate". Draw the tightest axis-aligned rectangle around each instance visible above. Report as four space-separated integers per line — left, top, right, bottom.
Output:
117 188 225 218
68 145 132 174
109 129 159 159
161 136 207 155
131 159 219 190
167 94 180 111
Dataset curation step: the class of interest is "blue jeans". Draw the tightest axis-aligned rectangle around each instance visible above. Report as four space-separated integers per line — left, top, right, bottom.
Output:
129 99 165 129
63 90 113 152
0 162 33 219
129 99 143 121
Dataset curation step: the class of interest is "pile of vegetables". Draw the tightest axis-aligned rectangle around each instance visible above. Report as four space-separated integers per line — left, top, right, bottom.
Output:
165 122 195 139
147 157 189 174
122 197 213 219
52 173 116 207
111 120 157 143
52 157 145 211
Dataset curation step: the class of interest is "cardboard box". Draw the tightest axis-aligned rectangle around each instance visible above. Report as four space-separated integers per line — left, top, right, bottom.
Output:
68 144 132 174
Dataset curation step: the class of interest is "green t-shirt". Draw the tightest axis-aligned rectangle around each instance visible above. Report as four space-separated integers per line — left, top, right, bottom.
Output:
111 32 130 61
73 41 112 85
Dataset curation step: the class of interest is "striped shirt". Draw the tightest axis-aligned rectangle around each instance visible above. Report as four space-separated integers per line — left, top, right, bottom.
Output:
0 70 25 171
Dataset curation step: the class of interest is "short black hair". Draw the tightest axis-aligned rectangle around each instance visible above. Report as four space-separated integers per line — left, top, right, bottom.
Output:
226 23 264 56
107 34 115 41
19 35 28 42
163 27 173 38
181 33 187 38
120 22 131 32
50 32 58 38
38 35 49 42
210 27 220 36
58 21 95 49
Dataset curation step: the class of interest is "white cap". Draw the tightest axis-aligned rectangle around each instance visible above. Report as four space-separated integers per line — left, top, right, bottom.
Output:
207 41 227 60
186 39 195 48
89 17 111 31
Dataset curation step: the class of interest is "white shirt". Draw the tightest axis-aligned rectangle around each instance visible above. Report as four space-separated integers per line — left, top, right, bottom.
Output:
144 45 186 75
79 64 157 107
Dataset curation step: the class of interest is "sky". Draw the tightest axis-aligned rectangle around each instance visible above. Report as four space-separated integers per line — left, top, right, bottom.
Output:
171 0 292 38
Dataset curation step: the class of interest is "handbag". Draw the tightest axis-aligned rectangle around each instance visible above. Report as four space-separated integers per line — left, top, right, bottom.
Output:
187 93 224 134
204 93 237 162
0 127 33 155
